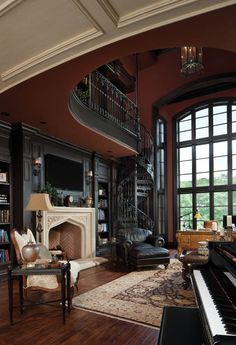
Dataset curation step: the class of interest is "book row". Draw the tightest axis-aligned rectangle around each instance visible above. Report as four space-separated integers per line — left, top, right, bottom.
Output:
0 209 10 223
98 223 109 232
98 209 107 220
0 194 8 203
0 229 9 243
98 199 108 208
0 249 10 263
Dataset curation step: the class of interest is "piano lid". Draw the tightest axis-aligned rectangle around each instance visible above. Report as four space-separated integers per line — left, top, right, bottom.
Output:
208 240 236 278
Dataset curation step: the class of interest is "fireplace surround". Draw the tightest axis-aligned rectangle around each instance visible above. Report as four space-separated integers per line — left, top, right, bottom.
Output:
40 207 96 259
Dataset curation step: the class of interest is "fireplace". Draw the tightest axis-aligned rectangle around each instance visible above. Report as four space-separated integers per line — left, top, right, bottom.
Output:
40 207 96 259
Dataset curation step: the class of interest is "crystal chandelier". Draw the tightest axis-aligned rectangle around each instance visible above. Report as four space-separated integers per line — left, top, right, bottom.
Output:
181 47 203 75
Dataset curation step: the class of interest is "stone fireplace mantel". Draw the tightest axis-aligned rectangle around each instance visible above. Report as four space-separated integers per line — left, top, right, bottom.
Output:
40 207 96 259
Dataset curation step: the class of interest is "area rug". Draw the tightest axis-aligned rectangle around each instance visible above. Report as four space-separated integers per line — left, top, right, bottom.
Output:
72 260 196 328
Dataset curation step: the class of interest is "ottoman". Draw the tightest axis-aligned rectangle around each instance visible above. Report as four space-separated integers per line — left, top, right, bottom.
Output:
129 246 170 269
179 251 208 289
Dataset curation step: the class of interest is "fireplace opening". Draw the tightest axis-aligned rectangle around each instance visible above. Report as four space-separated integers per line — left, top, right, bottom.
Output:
49 222 82 260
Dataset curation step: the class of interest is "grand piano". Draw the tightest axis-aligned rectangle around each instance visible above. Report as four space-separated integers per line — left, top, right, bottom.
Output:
157 240 236 345
191 240 236 344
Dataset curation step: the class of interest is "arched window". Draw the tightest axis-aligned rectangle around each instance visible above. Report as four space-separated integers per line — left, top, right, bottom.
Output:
176 99 236 230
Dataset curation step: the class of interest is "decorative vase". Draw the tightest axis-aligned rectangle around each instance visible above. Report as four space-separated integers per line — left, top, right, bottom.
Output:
22 241 40 263
84 196 93 207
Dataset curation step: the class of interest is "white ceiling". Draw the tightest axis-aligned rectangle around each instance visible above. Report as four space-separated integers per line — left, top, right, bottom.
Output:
0 0 235 94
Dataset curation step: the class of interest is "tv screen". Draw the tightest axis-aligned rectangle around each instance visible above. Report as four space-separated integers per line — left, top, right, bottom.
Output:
45 154 83 191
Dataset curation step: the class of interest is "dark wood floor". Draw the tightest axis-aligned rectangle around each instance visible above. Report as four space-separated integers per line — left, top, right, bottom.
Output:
0 259 160 345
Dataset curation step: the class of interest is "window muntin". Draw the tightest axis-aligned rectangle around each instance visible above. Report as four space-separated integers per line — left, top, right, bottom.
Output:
233 191 236 214
196 192 210 228
156 118 166 234
214 191 228 227
178 114 192 142
232 105 236 133
176 100 236 230
213 141 228 185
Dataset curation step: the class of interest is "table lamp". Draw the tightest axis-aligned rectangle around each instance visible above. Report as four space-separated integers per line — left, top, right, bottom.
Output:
25 193 53 242
181 209 201 230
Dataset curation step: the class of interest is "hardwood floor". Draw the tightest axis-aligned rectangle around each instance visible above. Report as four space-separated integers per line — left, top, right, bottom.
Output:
0 260 160 345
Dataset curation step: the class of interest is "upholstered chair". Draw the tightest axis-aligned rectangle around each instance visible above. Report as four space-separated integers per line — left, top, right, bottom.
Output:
10 228 80 293
115 228 170 269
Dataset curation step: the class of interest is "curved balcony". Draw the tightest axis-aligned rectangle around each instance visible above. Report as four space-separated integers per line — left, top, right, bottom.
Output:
69 71 140 153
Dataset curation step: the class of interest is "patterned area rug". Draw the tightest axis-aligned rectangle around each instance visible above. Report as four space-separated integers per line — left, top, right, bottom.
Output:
72 260 196 328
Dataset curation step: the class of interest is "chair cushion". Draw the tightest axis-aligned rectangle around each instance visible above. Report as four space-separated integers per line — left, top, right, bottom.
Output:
117 228 152 242
130 246 169 259
132 242 153 249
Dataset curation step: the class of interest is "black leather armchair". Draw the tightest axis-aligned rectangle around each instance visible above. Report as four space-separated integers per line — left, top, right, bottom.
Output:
115 228 170 269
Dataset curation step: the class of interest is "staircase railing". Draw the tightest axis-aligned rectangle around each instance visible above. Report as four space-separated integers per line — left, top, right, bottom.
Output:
117 172 154 230
117 198 154 230
75 70 155 231
138 125 154 179
75 71 140 136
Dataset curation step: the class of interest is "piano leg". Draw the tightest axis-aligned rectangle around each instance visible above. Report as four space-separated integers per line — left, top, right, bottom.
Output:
182 261 191 289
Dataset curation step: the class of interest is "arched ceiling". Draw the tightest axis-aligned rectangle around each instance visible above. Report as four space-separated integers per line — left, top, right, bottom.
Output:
0 0 236 158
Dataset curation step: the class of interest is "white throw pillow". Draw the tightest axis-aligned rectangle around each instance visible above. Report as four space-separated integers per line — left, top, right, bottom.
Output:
14 231 27 257
21 228 36 243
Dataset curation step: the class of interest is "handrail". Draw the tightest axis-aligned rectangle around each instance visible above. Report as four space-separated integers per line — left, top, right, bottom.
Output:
74 70 155 230
117 173 154 230
74 71 140 136
138 125 154 178
74 70 154 174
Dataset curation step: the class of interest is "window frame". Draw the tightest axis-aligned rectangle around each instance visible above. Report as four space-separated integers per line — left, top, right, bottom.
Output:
175 98 236 231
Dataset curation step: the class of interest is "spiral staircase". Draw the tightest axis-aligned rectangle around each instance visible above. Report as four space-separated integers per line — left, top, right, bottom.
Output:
71 68 155 231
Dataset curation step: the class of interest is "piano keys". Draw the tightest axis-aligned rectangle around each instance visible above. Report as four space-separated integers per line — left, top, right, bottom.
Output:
190 240 236 345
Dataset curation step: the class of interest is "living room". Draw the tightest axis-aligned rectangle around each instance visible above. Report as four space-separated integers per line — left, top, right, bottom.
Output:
0 1 236 344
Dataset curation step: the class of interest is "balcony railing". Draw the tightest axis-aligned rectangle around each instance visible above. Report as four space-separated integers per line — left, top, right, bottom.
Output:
74 71 140 136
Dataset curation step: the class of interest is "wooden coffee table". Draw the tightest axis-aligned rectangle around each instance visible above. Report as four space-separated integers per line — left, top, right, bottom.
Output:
178 251 209 289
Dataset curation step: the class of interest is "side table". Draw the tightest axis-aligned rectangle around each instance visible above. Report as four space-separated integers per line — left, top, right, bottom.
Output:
178 251 208 289
8 262 71 324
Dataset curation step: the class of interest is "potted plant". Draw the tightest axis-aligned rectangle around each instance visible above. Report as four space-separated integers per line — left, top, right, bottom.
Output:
43 182 59 205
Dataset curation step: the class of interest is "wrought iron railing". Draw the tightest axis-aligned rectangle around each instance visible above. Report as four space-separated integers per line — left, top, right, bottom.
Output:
117 173 154 230
138 125 154 178
118 199 154 230
74 69 155 230
74 71 140 136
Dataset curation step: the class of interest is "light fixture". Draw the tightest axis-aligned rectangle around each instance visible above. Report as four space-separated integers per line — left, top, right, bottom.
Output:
194 209 202 219
181 47 203 75
33 157 42 176
87 170 93 178
25 193 53 243
86 170 93 185
180 209 201 230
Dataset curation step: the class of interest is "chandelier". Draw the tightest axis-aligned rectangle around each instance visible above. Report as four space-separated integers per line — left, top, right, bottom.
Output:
181 47 203 75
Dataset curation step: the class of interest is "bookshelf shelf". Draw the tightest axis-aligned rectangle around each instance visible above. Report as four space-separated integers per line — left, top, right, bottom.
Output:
0 161 11 269
97 181 110 246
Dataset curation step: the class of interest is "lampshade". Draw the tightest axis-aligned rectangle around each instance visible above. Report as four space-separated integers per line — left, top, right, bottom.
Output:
194 210 202 219
25 193 53 211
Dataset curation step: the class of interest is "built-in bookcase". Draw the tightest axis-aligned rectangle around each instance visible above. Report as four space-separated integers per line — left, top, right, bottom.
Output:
97 181 110 245
0 161 11 276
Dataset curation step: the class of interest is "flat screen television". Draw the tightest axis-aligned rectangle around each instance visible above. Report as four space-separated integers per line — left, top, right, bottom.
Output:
45 154 83 192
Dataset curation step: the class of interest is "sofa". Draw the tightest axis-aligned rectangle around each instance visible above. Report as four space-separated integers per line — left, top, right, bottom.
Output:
115 228 170 269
